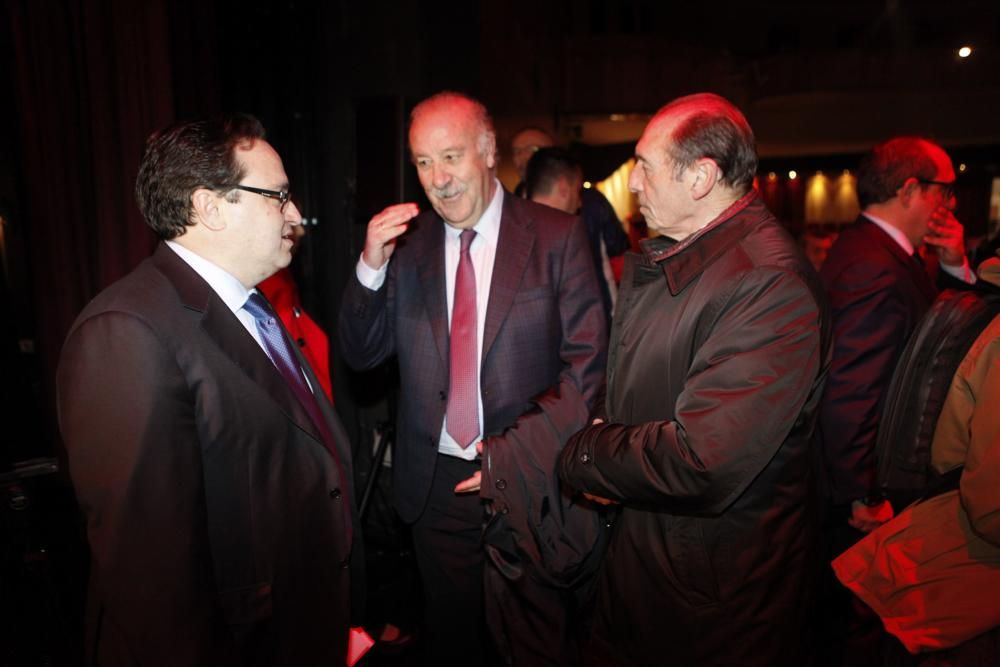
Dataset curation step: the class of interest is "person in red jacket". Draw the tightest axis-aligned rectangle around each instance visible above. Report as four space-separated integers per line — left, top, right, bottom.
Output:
257 224 333 403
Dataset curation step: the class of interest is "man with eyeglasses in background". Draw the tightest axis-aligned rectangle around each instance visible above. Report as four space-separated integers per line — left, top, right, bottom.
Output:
57 113 361 666
817 136 974 665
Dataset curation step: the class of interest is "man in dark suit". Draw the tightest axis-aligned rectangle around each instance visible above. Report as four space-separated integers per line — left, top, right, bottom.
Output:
339 92 606 665
57 114 359 666
818 136 972 664
511 127 630 325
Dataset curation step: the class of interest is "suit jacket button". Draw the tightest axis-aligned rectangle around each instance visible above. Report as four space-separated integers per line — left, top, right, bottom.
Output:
495 479 507 490
580 452 592 464
330 488 342 499
339 558 349 569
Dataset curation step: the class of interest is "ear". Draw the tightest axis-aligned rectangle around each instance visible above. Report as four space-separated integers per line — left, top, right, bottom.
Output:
689 158 721 200
555 175 572 199
191 188 226 231
897 177 920 207
484 132 498 170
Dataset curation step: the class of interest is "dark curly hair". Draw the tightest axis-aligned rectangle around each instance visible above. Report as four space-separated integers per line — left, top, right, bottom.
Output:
135 113 265 240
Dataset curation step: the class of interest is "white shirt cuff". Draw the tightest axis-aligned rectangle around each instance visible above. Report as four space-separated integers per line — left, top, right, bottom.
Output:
941 258 976 285
355 255 388 291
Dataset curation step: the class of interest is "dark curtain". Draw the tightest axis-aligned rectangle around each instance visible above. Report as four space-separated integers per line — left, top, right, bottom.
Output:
5 0 185 450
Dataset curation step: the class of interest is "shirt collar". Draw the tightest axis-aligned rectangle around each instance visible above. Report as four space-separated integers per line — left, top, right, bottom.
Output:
165 240 253 314
443 178 503 246
861 211 915 256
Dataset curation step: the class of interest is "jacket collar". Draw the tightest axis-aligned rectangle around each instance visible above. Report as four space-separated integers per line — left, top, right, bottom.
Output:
639 190 766 295
150 243 324 444
484 192 534 358
413 189 535 365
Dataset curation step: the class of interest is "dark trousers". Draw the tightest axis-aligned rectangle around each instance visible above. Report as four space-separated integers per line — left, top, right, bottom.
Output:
411 454 490 667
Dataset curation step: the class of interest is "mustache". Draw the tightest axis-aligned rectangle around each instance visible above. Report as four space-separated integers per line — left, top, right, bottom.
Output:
431 183 466 199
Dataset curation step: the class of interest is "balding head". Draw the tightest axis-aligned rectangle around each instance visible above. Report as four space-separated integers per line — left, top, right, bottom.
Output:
410 92 497 159
408 92 498 229
629 93 758 240
651 93 758 194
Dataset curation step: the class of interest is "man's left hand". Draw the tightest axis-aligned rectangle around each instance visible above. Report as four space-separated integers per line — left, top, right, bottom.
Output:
925 208 966 266
453 441 484 494
848 498 894 532
454 470 481 494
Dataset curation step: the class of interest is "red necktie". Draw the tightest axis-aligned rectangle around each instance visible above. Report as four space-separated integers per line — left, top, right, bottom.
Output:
447 229 480 448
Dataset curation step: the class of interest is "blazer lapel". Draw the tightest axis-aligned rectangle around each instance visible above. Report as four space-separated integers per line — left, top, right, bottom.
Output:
152 244 323 443
862 219 937 301
483 196 535 359
414 215 450 366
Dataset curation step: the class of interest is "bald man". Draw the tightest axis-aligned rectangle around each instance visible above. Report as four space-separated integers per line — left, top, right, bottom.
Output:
560 93 829 665
340 92 606 666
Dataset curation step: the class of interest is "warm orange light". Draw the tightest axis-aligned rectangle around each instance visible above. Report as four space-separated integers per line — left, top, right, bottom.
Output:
959 163 967 173
788 170 798 180
583 181 592 189
958 46 972 58
767 172 777 181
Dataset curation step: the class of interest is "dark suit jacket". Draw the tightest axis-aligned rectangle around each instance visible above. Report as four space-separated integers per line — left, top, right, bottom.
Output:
338 191 607 524
819 217 938 506
57 244 359 666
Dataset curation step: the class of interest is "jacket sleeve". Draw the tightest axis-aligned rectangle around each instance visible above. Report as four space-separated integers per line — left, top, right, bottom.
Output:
57 312 237 665
590 189 630 258
819 260 912 505
559 268 822 514
337 264 396 371
950 332 1000 545
480 382 605 586
483 216 607 503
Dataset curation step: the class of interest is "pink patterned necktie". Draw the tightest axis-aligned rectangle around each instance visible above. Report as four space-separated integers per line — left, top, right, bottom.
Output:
446 229 480 448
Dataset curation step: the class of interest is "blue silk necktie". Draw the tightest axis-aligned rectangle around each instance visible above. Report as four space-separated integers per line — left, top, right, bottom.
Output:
243 292 329 439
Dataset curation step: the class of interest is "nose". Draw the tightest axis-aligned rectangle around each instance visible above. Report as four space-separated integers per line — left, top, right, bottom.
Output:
432 163 451 189
285 200 304 224
628 164 642 193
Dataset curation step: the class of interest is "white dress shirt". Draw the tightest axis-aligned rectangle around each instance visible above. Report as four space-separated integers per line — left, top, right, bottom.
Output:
165 241 314 389
356 180 504 460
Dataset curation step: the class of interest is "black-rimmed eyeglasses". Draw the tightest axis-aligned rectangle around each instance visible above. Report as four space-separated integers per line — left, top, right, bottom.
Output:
232 184 292 212
917 178 955 200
